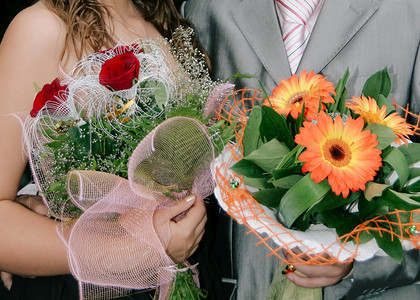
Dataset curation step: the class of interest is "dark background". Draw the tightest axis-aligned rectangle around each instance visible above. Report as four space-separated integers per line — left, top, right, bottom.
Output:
0 0 35 40
0 0 185 42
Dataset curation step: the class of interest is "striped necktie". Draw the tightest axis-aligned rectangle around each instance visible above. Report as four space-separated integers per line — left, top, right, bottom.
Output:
276 0 319 74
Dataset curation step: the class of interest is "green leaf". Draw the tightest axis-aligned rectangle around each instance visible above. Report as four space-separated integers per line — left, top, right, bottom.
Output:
383 189 420 210
292 214 311 231
373 231 404 263
358 195 390 219
271 174 303 189
120 136 140 148
124 130 145 143
224 73 254 82
44 141 64 150
279 174 331 227
311 191 360 213
397 143 420 165
357 231 375 244
271 165 302 180
167 106 202 119
260 105 295 149
330 68 350 113
403 174 420 193
33 82 41 93
365 123 396 150
243 176 274 189
48 181 66 192
242 106 263 156
377 94 396 114
252 188 287 208
382 147 409 188
362 67 391 100
231 159 266 178
243 139 291 173
408 168 420 181
143 81 167 110
321 208 360 237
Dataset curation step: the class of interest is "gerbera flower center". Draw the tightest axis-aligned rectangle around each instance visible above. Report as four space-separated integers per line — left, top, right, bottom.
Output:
323 139 352 167
287 91 308 106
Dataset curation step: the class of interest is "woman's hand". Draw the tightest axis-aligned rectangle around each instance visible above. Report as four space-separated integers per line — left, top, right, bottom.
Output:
155 195 207 263
283 248 353 288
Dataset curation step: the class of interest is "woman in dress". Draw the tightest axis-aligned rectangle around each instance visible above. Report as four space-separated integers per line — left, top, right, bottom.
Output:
0 1 208 298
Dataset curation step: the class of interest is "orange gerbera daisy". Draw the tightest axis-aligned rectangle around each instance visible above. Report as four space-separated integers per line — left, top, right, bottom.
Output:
347 96 413 145
263 70 335 120
295 111 382 198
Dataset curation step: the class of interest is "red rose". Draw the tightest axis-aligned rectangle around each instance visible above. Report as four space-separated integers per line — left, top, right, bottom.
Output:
30 78 68 117
99 51 140 91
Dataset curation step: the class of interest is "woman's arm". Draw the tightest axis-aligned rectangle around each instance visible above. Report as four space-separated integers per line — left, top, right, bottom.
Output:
0 3 70 276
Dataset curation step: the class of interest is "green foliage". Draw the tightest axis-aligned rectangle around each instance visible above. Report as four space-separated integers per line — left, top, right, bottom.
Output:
362 67 391 101
166 263 208 300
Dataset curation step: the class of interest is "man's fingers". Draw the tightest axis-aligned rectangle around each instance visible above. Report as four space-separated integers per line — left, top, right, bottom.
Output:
282 247 354 284
283 248 334 264
293 263 341 278
287 272 340 288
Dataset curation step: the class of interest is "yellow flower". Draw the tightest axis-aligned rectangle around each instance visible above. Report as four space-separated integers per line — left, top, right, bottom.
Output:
263 70 335 120
295 111 382 198
346 96 413 145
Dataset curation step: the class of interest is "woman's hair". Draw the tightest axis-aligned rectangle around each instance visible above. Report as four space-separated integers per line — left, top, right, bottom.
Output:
41 0 207 64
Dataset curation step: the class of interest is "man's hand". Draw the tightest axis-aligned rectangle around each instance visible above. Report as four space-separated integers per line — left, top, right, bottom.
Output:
283 248 353 288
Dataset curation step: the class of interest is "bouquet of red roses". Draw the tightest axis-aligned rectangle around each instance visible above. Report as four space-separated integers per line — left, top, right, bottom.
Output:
21 29 233 300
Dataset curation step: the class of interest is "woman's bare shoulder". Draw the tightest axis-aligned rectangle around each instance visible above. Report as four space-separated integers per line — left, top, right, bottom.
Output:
1 2 66 51
0 2 67 113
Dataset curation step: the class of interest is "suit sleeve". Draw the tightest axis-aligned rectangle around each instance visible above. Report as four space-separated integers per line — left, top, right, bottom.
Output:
410 41 420 121
323 249 420 299
407 41 420 144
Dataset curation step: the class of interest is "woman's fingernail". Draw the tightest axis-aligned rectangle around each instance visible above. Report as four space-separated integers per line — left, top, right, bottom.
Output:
185 195 196 203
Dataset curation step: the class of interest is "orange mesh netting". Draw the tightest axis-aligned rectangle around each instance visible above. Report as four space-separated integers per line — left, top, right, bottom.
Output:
213 88 420 265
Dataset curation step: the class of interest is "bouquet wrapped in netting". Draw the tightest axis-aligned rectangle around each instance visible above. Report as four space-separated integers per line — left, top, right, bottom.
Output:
18 27 234 300
212 68 420 267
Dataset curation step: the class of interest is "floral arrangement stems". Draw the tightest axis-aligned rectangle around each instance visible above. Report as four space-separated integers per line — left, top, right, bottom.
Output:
164 263 208 300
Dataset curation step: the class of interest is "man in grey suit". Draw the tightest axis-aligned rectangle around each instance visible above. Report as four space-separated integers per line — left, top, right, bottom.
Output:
182 0 420 299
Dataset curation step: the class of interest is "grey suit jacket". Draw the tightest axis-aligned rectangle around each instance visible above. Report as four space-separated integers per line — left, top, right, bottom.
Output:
183 0 420 299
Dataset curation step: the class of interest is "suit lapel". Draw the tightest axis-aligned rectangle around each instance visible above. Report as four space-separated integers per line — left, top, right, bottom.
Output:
231 0 379 82
232 0 292 84
298 0 379 74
